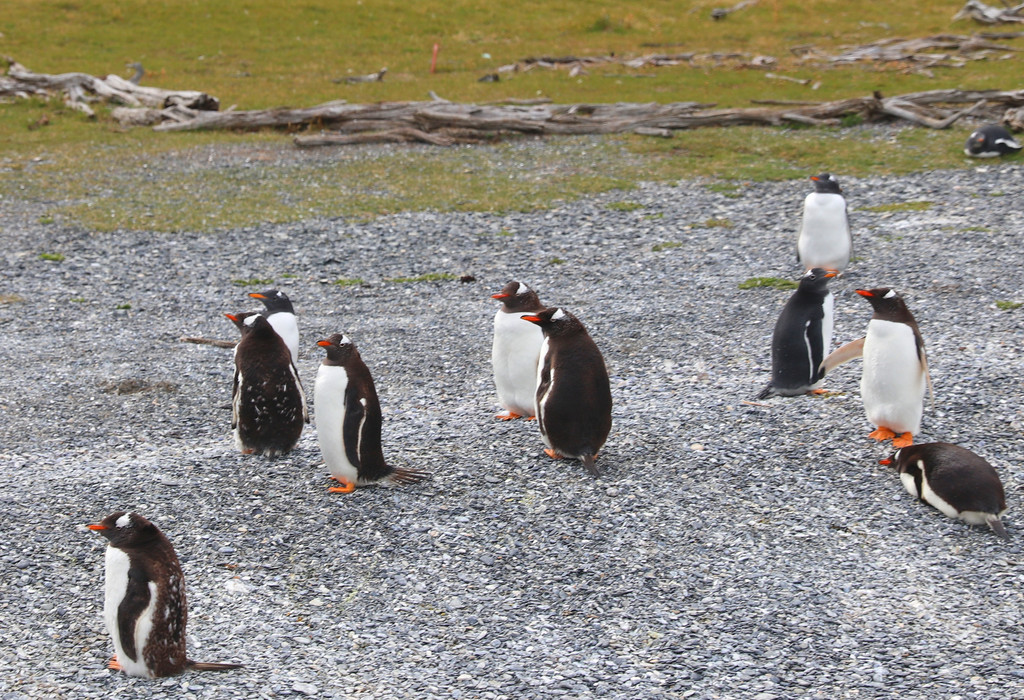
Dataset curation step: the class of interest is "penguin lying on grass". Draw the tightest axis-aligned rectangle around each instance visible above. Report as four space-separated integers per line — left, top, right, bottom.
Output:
821 287 932 448
314 333 428 492
491 281 546 420
880 443 1008 540
88 512 243 677
521 307 612 477
758 267 837 399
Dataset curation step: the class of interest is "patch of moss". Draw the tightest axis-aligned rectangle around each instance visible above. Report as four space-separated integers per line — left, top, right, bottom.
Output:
548 257 566 265
702 217 733 228
995 300 1022 311
652 241 683 252
333 277 365 287
232 278 274 287
607 201 643 212
38 252 65 262
738 277 798 291
862 201 934 213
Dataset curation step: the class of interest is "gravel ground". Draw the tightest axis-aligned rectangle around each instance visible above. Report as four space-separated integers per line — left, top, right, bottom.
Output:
0 141 1022 699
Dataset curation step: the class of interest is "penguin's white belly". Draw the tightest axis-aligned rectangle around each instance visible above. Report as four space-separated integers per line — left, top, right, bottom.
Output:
314 365 359 483
808 292 835 390
492 311 543 416
798 193 850 270
535 338 554 449
861 320 924 434
104 547 158 678
268 313 300 366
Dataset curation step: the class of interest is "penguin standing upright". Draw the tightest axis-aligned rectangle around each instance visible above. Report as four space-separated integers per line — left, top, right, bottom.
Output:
491 280 546 420
521 307 612 476
797 173 852 273
314 333 428 493
758 267 837 399
880 443 1009 539
821 287 932 448
226 312 308 456
964 124 1022 157
87 511 243 677
249 290 299 366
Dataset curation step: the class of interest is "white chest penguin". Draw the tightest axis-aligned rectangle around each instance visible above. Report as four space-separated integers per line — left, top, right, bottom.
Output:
880 443 1008 539
491 280 546 420
822 287 932 448
797 173 851 273
314 333 427 493
964 124 1022 157
87 511 243 677
757 267 837 399
249 289 299 366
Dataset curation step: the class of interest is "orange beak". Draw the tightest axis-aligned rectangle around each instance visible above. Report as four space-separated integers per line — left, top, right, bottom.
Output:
249 293 266 300
878 458 892 466
824 270 839 278
521 315 541 323
224 313 239 322
491 293 509 299
87 523 107 531
317 339 332 347
855 289 873 298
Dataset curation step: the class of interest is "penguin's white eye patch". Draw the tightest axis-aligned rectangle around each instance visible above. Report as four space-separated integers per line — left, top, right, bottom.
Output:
516 283 529 296
243 315 259 326
551 308 566 321
340 335 353 345
115 514 131 528
883 290 897 299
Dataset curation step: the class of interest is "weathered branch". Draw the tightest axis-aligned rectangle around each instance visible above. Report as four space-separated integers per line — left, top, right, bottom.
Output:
180 336 236 349
954 1 1024 24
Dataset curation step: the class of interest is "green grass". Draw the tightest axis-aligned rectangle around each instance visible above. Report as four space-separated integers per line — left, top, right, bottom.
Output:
861 201 934 213
38 252 65 261
549 257 567 265
738 277 798 290
333 278 366 287
0 294 25 304
1 0 1020 232
702 217 734 228
996 300 1022 311
607 201 644 212
386 273 458 283
652 241 684 252
232 278 274 287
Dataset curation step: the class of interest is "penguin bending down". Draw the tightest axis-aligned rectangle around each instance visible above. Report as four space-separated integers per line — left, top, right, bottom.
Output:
314 333 428 493
491 280 546 420
88 512 243 677
821 287 932 448
964 124 1022 158
880 443 1009 539
797 173 851 273
249 289 299 366
757 267 837 399
226 312 308 456
521 307 612 477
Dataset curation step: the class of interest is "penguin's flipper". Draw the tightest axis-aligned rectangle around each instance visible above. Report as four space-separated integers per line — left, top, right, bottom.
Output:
580 454 601 478
987 515 1009 541
117 566 153 664
188 660 245 672
820 337 865 376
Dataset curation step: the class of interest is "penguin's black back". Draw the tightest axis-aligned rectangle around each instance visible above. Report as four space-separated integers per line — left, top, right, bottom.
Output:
323 337 390 481
897 442 1006 514
761 269 833 397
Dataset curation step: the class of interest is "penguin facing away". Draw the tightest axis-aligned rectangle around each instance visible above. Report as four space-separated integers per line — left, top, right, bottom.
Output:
821 287 932 448
249 289 299 366
491 280 546 420
87 511 243 677
964 124 1022 158
521 307 612 477
797 173 852 273
880 443 1009 540
226 312 308 456
314 333 428 493
757 267 837 399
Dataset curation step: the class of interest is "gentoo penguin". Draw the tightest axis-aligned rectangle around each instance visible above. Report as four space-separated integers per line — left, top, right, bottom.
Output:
880 443 1008 539
797 173 852 273
226 312 308 456
87 511 243 677
314 333 428 492
821 287 932 448
964 124 1022 157
521 307 612 476
491 280 546 420
249 289 299 366
757 267 837 399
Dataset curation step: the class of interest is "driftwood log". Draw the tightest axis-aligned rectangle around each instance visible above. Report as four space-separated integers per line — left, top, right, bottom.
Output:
1 58 219 118
954 1 1024 24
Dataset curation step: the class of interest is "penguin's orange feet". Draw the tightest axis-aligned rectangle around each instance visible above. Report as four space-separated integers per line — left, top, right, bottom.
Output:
868 427 897 442
526 416 536 421
495 411 522 421
892 432 914 448
544 448 563 460
108 655 122 671
241 448 254 455
810 388 828 395
328 477 356 493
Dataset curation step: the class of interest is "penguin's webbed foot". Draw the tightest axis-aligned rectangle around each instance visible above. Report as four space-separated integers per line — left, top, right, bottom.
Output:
108 655 122 672
868 427 897 442
495 411 522 420
328 476 356 493
809 388 828 395
543 448 563 460
892 432 914 448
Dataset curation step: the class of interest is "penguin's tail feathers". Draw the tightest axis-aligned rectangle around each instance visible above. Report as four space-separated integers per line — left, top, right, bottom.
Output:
387 467 430 486
188 660 245 672
987 515 1009 541
580 454 601 478
756 384 775 401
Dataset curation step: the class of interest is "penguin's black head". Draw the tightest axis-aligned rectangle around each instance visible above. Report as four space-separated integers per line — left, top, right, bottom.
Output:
855 287 907 314
799 267 838 291
492 281 541 312
88 511 160 549
225 311 258 332
521 307 584 337
878 449 902 470
317 333 358 364
810 173 842 194
250 289 295 315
